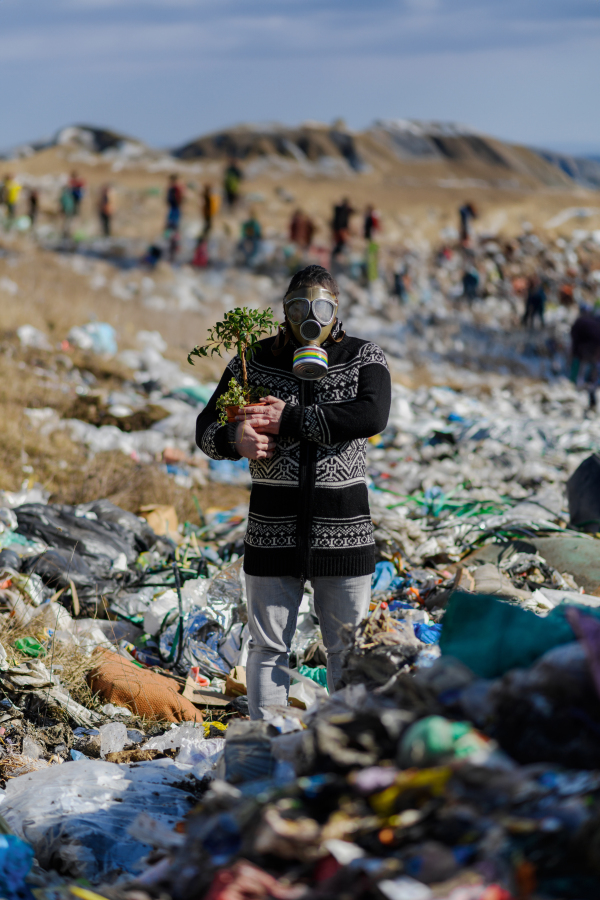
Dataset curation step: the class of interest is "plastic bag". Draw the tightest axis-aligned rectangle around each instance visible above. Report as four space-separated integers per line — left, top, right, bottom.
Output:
0 833 34 900
160 611 230 677
178 736 226 777
111 586 155 620
100 722 128 757
219 622 245 668
371 560 396 593
206 557 245 633
0 760 195 882
144 723 203 753
143 589 180 637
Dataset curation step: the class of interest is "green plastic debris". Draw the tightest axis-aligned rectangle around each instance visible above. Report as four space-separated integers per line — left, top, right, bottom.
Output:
14 637 45 658
399 715 491 767
439 590 600 679
171 384 214 405
298 665 328 689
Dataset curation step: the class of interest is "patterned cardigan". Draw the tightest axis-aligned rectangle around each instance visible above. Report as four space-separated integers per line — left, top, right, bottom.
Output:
196 332 391 578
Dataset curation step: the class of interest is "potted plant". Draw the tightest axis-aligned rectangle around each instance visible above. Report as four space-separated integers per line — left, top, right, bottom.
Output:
188 307 276 424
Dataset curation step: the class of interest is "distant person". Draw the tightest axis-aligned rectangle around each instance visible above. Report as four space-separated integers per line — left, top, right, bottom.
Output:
98 184 115 237
165 174 184 230
3 175 21 223
331 198 354 259
462 267 480 303
192 238 209 268
289 209 315 250
522 275 546 328
393 263 409 303
166 225 180 263
201 183 219 238
364 205 380 241
224 159 242 209
459 202 477 243
240 211 261 265
60 184 75 235
69 171 85 215
559 283 575 307
143 244 162 268
28 188 39 227
571 312 600 408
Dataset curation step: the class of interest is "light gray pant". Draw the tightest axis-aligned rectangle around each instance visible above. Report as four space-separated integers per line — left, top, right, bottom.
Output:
245 573 371 719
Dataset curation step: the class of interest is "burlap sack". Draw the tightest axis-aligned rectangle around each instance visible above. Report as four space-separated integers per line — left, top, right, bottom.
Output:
88 649 202 722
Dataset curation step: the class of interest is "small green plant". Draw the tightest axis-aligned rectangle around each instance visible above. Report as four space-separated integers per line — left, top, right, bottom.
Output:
215 377 248 425
189 307 276 424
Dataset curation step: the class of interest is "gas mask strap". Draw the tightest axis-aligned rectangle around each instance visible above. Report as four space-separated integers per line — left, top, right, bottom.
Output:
328 319 345 343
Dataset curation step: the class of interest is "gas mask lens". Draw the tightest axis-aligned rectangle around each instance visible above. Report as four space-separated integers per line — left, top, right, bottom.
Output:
313 299 336 324
285 297 336 325
285 298 310 324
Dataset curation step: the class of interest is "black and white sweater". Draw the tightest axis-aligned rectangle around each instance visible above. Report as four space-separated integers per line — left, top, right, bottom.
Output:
196 332 391 578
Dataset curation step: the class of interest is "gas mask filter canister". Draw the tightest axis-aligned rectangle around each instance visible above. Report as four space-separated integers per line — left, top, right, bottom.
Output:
283 287 338 380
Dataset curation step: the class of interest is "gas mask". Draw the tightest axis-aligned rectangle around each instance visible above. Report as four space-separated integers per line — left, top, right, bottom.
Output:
283 287 338 380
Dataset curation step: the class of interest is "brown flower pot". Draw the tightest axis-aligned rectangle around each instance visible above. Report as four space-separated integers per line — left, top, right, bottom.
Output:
226 398 268 423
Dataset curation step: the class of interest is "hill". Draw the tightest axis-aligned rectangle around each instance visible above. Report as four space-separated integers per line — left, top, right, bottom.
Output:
173 119 583 192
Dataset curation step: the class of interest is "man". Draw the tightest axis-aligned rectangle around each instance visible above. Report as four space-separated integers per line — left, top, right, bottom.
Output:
3 174 21 223
458 202 476 243
331 198 354 259
28 187 39 227
462 266 479 304
196 265 391 718
522 275 546 329
166 174 184 230
240 210 262 265
98 184 114 237
571 311 600 408
224 159 243 209
69 171 85 215
201 183 219 238
363 204 379 241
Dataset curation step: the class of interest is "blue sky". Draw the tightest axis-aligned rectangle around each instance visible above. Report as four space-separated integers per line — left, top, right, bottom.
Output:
2 0 599 154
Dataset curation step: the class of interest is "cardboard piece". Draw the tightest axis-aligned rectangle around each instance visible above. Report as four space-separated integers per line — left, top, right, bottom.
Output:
225 666 247 697
182 676 230 708
139 504 181 543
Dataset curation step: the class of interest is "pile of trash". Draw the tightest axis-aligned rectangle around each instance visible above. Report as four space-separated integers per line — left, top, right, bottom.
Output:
5 230 600 895
18 323 254 488
0 482 260 893
99 470 600 900
0 434 597 898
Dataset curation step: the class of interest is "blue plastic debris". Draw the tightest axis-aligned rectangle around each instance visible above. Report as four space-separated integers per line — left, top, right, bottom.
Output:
209 458 251 485
371 560 396 592
413 622 443 644
0 833 34 899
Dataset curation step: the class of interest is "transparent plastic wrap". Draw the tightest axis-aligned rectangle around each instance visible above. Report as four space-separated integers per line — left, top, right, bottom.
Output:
206 557 246 634
0 760 195 883
110 586 156 620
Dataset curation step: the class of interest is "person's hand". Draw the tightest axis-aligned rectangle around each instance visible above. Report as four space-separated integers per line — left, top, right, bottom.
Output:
234 421 276 460
235 396 285 435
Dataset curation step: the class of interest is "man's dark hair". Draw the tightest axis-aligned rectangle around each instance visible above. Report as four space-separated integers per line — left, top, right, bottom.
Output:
285 265 339 298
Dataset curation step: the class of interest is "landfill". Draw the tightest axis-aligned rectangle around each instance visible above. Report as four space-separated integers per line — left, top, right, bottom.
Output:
0 329 598 899
3 142 600 900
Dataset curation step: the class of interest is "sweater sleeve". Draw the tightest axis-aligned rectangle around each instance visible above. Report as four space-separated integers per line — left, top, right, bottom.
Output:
279 344 391 444
195 365 242 461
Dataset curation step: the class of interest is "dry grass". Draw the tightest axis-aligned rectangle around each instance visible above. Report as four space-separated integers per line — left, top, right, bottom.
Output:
0 607 98 706
0 256 249 519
